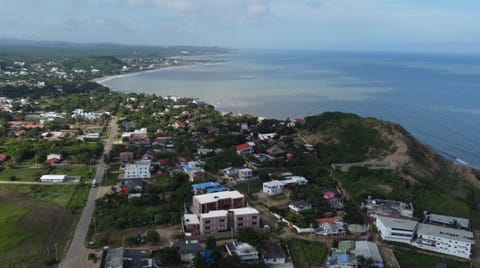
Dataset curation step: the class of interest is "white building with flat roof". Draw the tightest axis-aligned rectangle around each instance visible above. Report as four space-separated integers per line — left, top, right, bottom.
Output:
425 213 470 230
229 207 261 232
225 241 259 263
40 175 67 183
263 180 285 196
376 216 418 244
414 223 474 259
124 160 151 179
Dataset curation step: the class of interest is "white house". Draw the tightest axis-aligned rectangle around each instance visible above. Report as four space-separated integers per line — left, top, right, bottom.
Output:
375 216 418 244
262 180 285 196
237 168 253 180
414 223 474 259
351 241 384 267
316 222 346 236
289 200 312 213
225 241 259 263
40 175 67 183
124 160 151 179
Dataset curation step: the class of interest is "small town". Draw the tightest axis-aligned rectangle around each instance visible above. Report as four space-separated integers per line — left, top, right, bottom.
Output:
0 71 478 268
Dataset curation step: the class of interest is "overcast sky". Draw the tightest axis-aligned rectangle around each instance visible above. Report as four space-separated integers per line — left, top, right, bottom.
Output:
1 0 479 52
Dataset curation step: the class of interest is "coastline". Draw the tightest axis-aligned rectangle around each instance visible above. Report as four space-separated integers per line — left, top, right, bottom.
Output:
93 61 225 84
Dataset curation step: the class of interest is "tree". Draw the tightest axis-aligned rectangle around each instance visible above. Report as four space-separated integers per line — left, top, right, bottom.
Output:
146 230 160 245
205 236 216 249
237 228 266 248
155 247 179 266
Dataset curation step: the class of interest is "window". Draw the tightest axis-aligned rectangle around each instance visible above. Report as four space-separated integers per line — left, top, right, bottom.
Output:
238 217 244 220
219 219 225 223
205 220 211 224
205 226 210 230
252 216 257 219
238 223 243 227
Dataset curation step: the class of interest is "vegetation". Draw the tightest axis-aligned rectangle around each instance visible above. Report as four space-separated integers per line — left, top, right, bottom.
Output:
394 248 470 268
287 239 327 268
0 203 31 256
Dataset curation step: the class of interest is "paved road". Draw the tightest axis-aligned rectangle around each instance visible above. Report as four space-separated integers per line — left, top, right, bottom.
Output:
59 117 118 268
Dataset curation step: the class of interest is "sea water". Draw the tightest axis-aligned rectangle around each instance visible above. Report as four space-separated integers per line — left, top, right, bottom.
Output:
102 50 480 168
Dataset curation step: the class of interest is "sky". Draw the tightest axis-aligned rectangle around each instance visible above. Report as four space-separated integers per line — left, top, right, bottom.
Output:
1 0 479 52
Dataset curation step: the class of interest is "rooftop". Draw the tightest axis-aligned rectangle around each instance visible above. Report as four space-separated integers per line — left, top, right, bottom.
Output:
261 240 286 260
200 210 228 219
184 214 200 225
416 223 475 244
194 190 244 204
229 207 260 215
192 181 222 190
352 241 383 263
426 213 470 229
377 216 418 231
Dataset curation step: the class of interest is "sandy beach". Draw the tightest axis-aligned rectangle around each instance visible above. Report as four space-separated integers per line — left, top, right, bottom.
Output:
93 61 225 84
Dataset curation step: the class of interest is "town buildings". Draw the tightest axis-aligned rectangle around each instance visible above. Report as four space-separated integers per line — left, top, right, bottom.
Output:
124 160 151 179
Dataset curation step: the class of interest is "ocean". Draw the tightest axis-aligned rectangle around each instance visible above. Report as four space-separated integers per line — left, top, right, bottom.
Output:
101 50 480 168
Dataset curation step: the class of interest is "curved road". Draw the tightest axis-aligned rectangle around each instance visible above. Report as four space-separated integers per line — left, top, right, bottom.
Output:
59 117 118 268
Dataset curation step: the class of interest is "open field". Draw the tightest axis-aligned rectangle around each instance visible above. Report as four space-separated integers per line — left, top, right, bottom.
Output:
51 165 94 180
0 185 89 267
394 248 470 268
0 167 49 181
287 239 327 268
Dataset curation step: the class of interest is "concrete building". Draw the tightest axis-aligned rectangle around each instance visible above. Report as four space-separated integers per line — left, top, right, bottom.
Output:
237 168 253 180
289 200 312 213
262 176 309 196
171 240 204 263
376 216 418 244
225 241 259 263
229 207 261 232
192 190 244 215
124 160 151 179
424 212 470 230
183 214 201 236
365 198 414 219
414 223 474 259
40 174 67 183
199 210 229 235
192 181 226 195
180 161 206 182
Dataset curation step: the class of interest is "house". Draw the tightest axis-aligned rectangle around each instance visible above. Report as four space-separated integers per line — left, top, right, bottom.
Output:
258 133 277 141
262 180 285 196
171 240 204 263
326 254 357 268
261 240 287 265
316 222 346 236
192 190 245 215
120 179 146 197
183 214 201 236
124 160 151 179
225 241 259 263
236 143 254 155
262 176 308 196
46 153 63 164
266 145 285 158
237 168 253 181
85 132 100 140
0 153 7 163
351 241 384 267
289 200 312 213
119 151 134 162
192 182 226 195
228 207 261 232
413 223 474 259
180 161 206 182
174 120 186 129
100 247 158 268
121 128 148 139
375 216 418 244
199 210 229 235
40 175 67 183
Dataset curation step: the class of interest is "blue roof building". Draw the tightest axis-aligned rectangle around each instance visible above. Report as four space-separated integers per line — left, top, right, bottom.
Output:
192 181 226 195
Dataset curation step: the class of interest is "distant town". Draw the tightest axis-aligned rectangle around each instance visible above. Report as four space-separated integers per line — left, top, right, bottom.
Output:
0 45 477 268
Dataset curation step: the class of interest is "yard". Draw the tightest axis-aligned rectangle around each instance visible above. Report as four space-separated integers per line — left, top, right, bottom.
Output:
394 248 470 268
287 239 327 268
50 165 95 180
0 184 89 267
0 166 49 181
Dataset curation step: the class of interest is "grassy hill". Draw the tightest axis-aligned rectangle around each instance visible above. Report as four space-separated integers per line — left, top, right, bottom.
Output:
301 112 480 227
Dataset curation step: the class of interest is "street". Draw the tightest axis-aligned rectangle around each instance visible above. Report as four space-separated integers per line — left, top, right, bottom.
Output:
59 117 118 268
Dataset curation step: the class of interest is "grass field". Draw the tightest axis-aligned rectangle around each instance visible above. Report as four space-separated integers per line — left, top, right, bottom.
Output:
0 167 49 181
287 239 327 268
50 165 94 180
394 248 470 268
0 203 31 256
0 185 89 267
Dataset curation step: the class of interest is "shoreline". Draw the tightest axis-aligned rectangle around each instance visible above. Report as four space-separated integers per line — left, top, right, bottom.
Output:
93 61 225 84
